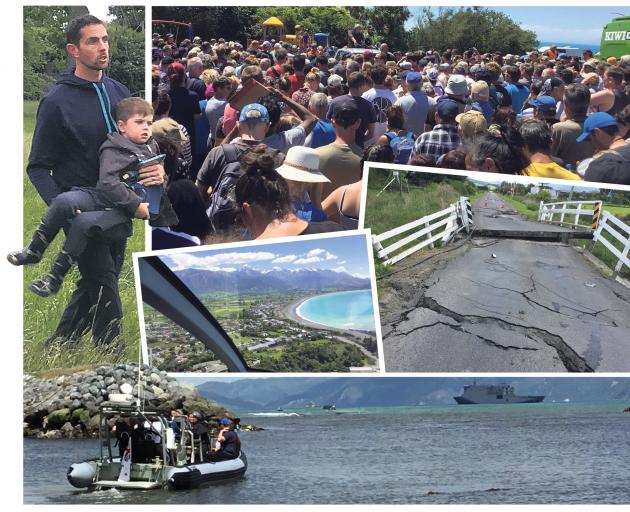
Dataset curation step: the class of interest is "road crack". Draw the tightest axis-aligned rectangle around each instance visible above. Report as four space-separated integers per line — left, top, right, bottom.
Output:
416 296 594 372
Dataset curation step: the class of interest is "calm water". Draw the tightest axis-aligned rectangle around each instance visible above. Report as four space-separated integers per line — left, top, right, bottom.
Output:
24 402 630 504
296 289 375 331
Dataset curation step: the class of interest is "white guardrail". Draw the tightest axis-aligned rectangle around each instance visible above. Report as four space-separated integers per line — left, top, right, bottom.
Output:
593 211 630 273
538 200 602 230
372 197 472 266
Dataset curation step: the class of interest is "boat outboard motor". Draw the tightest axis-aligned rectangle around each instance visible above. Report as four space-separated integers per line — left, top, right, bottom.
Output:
67 462 96 488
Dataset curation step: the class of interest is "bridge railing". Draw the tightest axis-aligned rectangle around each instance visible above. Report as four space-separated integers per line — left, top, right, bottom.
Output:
593 211 630 273
372 197 472 266
538 200 601 230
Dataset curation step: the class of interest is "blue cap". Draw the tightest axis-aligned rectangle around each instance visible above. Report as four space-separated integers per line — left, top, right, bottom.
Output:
527 95 556 111
220 418 230 426
436 98 459 120
239 103 269 123
406 72 422 83
576 112 618 142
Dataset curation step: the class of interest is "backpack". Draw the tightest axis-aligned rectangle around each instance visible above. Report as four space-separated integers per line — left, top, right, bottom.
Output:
208 143 282 231
207 144 245 232
385 130 415 164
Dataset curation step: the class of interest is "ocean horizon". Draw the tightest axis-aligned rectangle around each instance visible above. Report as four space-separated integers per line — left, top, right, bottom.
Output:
538 41 600 53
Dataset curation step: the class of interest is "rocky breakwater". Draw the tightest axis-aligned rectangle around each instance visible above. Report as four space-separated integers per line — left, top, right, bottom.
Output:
24 364 244 439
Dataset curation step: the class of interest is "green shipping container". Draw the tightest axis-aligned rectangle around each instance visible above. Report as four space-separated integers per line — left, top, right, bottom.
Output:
600 16 630 59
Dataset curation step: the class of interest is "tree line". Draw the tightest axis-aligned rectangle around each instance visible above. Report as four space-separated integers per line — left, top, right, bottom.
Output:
24 6 145 100
152 6 538 56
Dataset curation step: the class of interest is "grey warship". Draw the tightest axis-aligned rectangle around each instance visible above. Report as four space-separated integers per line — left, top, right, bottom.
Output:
454 383 545 405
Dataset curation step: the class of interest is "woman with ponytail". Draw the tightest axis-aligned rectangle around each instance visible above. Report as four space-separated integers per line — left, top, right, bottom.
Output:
234 145 344 239
465 125 529 174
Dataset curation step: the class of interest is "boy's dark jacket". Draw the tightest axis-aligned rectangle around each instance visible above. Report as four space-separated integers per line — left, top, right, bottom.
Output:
98 132 178 227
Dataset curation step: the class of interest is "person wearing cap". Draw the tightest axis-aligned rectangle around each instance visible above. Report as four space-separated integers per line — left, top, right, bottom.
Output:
275 146 330 221
468 80 495 125
589 66 629 116
412 98 462 160
327 72 376 149
456 110 488 144
527 95 557 127
188 411 211 458
196 103 283 204
580 112 630 183
520 118 580 180
394 71 430 137
209 418 241 462
551 83 595 169
317 101 363 197
426 74 468 130
426 68 444 96
326 74 345 100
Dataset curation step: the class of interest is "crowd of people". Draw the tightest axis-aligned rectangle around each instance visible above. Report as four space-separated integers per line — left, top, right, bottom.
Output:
149 28 630 248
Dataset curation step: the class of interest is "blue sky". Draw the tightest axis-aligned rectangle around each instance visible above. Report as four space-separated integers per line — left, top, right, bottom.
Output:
159 234 371 278
406 7 629 45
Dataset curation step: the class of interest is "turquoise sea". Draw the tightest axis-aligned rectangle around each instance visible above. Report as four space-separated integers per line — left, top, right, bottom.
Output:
296 289 375 331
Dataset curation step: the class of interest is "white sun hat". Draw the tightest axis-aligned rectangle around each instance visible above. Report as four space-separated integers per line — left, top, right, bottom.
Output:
275 146 330 183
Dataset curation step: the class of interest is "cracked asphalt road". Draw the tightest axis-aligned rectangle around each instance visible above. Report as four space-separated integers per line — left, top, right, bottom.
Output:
381 193 630 372
474 192 578 233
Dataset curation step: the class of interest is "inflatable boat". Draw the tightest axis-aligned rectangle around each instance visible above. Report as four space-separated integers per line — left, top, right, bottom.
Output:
67 400 247 490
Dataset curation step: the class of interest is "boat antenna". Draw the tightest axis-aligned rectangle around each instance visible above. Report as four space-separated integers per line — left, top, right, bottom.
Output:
137 338 143 409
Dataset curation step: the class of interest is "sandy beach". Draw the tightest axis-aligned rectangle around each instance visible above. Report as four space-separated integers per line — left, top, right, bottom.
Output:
282 294 376 340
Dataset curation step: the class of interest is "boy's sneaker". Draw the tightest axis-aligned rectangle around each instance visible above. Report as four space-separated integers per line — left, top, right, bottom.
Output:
29 275 62 297
7 248 42 266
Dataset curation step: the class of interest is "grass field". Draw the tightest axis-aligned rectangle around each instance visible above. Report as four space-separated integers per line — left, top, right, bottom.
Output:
365 169 481 274
22 100 144 373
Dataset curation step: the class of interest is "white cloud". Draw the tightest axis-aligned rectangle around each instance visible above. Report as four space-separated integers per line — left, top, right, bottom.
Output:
164 251 276 271
293 256 322 265
333 266 347 273
272 254 298 263
305 248 338 261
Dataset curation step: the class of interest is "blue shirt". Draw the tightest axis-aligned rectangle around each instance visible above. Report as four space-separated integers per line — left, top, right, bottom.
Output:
506 83 530 114
306 119 336 149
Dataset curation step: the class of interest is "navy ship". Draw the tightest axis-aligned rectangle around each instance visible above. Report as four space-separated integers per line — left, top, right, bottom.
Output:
454 383 545 405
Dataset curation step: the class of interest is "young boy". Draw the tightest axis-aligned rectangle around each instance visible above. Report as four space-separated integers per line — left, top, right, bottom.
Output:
9 97 176 297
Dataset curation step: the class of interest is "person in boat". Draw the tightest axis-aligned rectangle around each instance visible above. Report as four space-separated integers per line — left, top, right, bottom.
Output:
170 408 183 439
209 418 241 462
112 414 132 459
188 411 210 459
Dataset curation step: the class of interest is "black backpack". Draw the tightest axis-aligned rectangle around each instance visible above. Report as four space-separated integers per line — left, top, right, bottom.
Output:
207 144 244 232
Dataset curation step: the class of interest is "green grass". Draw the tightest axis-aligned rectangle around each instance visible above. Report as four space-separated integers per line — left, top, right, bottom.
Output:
365 170 478 273
22 100 144 372
497 194 540 221
601 205 630 220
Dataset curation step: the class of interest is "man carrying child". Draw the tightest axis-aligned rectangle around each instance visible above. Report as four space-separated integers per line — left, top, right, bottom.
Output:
21 14 165 345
